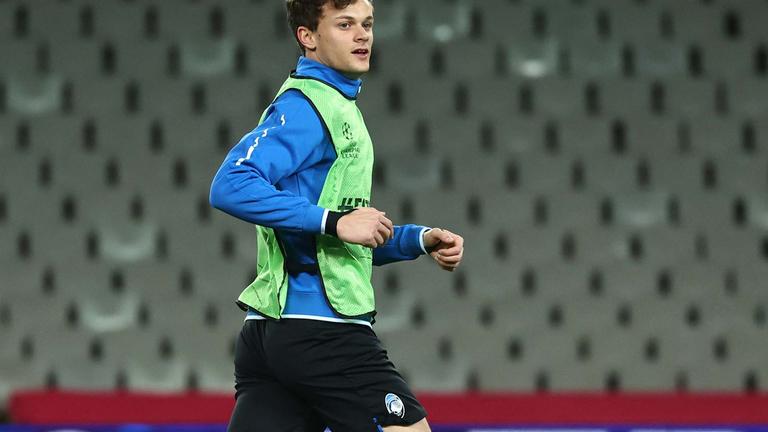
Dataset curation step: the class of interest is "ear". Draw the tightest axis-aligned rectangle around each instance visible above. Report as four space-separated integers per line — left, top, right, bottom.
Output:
297 26 317 52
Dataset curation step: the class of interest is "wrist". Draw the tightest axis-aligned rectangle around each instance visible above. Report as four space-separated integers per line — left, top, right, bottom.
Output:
325 209 354 237
421 228 436 253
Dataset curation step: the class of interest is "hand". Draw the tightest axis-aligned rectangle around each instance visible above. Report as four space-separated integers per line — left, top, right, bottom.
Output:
423 228 464 272
336 207 394 248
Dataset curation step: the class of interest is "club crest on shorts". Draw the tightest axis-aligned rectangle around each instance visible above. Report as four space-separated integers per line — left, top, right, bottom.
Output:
385 393 405 418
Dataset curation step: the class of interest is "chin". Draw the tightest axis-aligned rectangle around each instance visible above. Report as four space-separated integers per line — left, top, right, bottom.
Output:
342 65 369 78
355 62 371 74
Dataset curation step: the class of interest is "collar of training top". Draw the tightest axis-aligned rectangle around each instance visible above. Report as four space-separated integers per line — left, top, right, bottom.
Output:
293 56 363 101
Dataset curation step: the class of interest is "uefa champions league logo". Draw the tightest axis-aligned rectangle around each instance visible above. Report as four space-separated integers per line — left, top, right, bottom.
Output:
342 122 353 140
385 393 405 418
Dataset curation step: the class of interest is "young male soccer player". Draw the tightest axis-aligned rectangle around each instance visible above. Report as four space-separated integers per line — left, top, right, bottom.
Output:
209 0 465 430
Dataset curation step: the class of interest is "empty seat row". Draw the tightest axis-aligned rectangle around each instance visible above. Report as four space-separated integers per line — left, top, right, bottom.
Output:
2 222 768 269
3 0 768 44
3 113 767 159
3 37 767 81
4 74 768 119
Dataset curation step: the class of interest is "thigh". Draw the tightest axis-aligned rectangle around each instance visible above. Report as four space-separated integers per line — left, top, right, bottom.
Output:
267 320 427 431
229 320 325 432
227 381 326 432
383 418 432 432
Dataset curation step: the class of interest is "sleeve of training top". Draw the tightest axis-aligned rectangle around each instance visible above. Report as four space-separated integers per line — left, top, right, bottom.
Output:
373 224 431 266
209 93 328 233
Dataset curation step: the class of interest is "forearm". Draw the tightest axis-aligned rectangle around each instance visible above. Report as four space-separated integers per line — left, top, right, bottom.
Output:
372 224 430 266
210 169 325 233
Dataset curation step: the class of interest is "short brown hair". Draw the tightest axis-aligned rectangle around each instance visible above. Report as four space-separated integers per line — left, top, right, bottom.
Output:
286 0 368 53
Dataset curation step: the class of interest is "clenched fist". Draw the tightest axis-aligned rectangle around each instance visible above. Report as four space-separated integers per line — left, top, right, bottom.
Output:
336 207 395 248
423 228 464 272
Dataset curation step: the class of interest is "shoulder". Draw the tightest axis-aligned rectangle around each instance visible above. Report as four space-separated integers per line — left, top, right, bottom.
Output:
254 89 327 146
268 89 323 129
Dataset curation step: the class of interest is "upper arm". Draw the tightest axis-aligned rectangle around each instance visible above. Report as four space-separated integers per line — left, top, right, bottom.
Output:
220 90 328 188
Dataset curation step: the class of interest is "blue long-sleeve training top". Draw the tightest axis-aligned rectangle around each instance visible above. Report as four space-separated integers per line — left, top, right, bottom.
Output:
210 56 430 326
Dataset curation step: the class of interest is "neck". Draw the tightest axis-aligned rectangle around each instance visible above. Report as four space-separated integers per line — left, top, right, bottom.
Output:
304 51 364 80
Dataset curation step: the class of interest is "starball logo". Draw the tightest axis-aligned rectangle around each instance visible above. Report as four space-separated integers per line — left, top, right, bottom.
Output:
339 122 360 159
342 121 353 140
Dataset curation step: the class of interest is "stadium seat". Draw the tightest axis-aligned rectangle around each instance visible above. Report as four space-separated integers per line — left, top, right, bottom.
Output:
386 156 442 192
569 227 632 265
26 2 80 40
702 40 758 80
543 191 602 230
544 3 605 42
180 38 236 78
69 78 127 116
6 73 63 116
380 326 469 391
241 39 301 79
490 114 545 156
581 155 640 194
105 330 189 391
34 328 118 390
367 115 425 156
196 78 260 120
463 78 520 118
567 38 623 78
503 37 561 79
48 40 105 80
556 115 612 155
372 40 438 79
90 1 147 43
0 341 48 404
611 191 670 229
174 328 235 391
0 2 14 40
5 288 71 336
598 78 653 118
224 1 288 43
479 0 532 43
704 226 766 267
409 0 474 43
676 191 735 231
153 2 217 41
678 331 744 391
516 154 576 193
506 227 564 265
663 2 726 44
473 328 544 391
479 191 537 229
745 193 768 230
717 154 768 194
631 39 688 78
650 154 709 194
624 115 680 156
57 262 141 333
738 0 768 41
0 40 39 77
112 40 171 80
728 79 768 117
604 2 664 43
663 78 719 118
441 41 497 79
363 0 408 41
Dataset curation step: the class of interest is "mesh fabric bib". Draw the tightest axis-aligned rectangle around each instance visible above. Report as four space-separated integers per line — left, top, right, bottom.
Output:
237 76 375 319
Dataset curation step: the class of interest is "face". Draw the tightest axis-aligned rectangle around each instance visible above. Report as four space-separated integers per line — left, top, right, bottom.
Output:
299 0 374 79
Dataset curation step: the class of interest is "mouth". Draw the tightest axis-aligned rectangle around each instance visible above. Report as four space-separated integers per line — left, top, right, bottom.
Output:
352 48 370 59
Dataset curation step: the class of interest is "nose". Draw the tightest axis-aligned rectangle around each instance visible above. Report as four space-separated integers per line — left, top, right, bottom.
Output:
354 24 370 42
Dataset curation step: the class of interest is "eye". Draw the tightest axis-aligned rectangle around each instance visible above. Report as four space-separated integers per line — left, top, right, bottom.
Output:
339 22 351 29
363 21 373 29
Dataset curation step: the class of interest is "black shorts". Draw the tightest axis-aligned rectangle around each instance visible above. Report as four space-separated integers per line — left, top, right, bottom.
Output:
227 318 427 432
